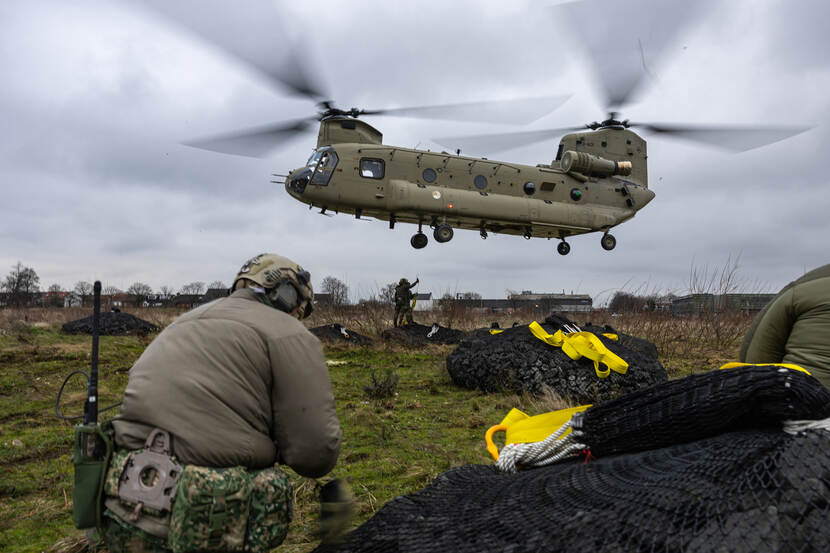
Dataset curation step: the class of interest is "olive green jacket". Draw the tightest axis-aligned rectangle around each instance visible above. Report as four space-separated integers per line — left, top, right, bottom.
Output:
113 288 342 478
740 264 830 389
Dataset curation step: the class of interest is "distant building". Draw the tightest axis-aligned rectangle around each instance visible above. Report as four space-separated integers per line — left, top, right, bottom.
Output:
413 292 433 311
169 294 202 309
314 293 332 307
671 293 776 315
198 288 228 305
451 291 592 313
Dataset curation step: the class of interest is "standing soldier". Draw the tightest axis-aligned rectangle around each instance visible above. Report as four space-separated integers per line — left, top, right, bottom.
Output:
100 253 343 552
393 277 419 327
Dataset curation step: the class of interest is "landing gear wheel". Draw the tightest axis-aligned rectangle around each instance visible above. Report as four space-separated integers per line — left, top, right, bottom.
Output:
601 233 617 251
434 224 454 243
557 241 571 256
411 232 428 249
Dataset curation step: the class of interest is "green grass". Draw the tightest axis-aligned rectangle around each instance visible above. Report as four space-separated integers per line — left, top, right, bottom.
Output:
0 313 748 553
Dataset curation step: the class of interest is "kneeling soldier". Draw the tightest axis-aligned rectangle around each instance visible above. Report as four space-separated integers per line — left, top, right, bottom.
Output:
102 253 342 552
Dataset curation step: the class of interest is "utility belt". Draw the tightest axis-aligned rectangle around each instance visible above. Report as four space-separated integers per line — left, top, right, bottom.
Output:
101 428 292 553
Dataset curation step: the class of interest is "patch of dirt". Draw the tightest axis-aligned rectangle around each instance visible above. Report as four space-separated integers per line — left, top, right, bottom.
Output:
382 323 467 347
61 312 158 336
446 314 667 403
309 323 374 346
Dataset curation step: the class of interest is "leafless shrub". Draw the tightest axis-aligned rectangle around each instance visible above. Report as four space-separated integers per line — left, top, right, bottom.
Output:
364 370 400 400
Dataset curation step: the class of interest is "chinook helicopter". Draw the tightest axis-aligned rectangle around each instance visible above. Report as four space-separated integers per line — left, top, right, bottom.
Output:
137 0 809 255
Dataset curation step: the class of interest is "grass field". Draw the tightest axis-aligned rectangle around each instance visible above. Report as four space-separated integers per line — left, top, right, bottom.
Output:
0 307 753 553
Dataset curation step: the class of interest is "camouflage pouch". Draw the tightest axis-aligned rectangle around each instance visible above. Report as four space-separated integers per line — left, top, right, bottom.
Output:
244 467 292 553
169 466 253 553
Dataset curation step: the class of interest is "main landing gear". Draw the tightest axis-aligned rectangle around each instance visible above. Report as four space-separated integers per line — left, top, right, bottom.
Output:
411 220 454 248
434 224 454 243
411 219 428 249
557 240 571 256
601 232 617 251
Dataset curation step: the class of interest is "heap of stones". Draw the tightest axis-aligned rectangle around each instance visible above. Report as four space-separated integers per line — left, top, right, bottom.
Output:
309 323 374 346
62 312 158 336
446 314 666 403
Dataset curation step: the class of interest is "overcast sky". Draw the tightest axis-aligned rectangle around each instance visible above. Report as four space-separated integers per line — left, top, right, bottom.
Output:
1 0 827 305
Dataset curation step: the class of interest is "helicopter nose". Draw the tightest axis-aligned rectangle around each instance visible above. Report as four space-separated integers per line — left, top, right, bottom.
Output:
633 186 656 208
286 167 312 197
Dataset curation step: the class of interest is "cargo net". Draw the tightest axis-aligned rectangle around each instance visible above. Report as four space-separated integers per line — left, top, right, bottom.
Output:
319 367 830 553
446 314 666 402
61 312 158 335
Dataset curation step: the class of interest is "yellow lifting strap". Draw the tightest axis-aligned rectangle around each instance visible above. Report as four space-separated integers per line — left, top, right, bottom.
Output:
602 333 619 341
719 362 812 376
528 321 629 378
485 405 592 461
489 329 504 335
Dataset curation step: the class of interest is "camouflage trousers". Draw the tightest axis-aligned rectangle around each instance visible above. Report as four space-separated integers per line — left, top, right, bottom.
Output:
99 514 171 553
394 303 413 326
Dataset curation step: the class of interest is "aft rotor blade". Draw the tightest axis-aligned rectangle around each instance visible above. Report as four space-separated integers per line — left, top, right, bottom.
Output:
555 0 716 110
134 0 327 99
635 123 813 152
363 95 571 125
433 126 583 155
184 118 315 158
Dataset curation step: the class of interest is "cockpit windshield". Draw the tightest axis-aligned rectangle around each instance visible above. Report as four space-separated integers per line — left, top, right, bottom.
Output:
306 150 323 168
310 147 338 186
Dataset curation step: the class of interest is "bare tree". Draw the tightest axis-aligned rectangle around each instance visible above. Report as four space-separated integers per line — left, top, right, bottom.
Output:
158 285 175 300
127 282 153 306
180 281 206 295
103 285 122 297
2 262 40 307
208 280 227 290
46 283 64 307
321 276 349 305
73 281 93 307
379 282 397 304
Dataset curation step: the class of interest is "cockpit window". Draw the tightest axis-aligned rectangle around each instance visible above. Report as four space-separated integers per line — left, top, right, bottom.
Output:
360 158 385 179
306 150 323 167
311 148 338 186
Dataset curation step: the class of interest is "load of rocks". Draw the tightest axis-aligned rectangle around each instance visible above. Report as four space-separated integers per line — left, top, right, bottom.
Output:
382 322 467 347
309 323 374 346
446 314 666 403
62 312 158 336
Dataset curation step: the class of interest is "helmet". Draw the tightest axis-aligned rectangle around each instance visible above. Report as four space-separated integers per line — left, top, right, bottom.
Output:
399 278 408 285
233 253 314 318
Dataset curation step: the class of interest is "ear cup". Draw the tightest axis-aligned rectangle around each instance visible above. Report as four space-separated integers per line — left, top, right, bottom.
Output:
271 282 299 313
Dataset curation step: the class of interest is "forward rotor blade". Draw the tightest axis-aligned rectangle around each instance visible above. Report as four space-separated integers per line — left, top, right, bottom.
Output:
433 126 583 155
364 95 572 125
134 0 327 99
555 0 715 109
634 123 813 152
184 118 315 158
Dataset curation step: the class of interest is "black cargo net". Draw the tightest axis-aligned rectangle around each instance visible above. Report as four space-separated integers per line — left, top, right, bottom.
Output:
446 316 666 402
319 367 830 553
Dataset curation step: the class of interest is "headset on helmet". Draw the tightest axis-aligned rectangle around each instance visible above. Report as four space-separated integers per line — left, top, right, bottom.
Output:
233 254 314 318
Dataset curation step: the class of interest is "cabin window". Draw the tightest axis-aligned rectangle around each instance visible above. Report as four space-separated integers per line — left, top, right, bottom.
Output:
360 158 385 179
523 182 536 195
474 175 488 189
422 168 437 183
555 144 564 161
541 182 556 192
311 148 338 186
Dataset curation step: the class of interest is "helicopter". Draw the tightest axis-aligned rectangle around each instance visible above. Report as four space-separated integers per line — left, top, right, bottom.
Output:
136 0 810 255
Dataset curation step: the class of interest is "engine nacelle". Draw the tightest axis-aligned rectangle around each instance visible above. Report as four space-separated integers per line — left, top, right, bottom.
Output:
561 150 632 178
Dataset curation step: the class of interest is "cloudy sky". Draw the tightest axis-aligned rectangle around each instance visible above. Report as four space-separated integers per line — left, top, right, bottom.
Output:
1 0 827 305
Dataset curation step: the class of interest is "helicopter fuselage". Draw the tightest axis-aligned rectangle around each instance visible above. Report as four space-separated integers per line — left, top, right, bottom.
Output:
285 118 655 250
